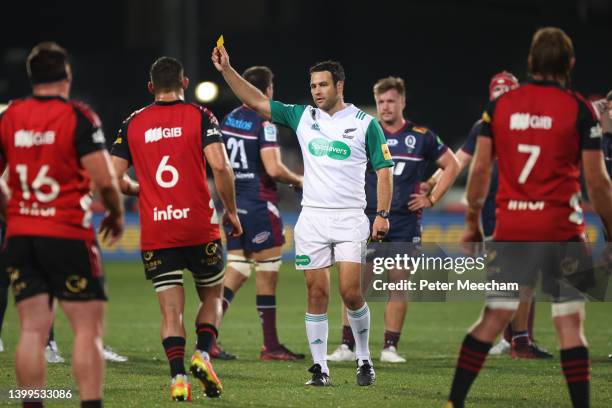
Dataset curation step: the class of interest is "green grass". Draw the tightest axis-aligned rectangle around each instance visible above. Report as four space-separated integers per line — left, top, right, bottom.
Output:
1 261 611 407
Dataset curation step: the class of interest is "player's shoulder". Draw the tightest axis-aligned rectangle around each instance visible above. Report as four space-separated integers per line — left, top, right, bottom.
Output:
406 122 439 139
70 100 102 127
188 102 219 126
0 97 28 118
120 104 151 128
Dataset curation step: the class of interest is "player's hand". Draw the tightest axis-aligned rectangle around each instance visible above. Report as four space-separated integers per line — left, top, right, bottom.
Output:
291 176 304 192
211 45 230 72
408 193 433 211
419 182 431 195
371 216 389 241
460 227 484 256
99 212 124 246
223 211 243 237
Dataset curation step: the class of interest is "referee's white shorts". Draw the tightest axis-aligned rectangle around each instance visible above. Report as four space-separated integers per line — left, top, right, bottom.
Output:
294 207 369 270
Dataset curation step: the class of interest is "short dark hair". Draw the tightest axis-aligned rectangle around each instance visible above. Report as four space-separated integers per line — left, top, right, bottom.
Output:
150 57 184 92
528 27 574 80
373 76 405 97
309 60 345 85
242 66 274 94
26 42 69 85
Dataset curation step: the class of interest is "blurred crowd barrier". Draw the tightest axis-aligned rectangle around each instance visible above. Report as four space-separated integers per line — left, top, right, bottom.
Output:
95 212 605 261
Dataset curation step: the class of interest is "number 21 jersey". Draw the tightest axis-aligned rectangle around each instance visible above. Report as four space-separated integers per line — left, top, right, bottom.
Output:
111 100 222 250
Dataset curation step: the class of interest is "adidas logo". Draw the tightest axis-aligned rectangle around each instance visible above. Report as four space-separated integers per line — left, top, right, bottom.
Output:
310 338 324 345
311 123 320 131
358 329 369 335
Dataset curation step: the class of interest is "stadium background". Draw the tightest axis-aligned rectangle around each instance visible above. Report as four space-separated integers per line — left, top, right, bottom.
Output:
1 1 612 407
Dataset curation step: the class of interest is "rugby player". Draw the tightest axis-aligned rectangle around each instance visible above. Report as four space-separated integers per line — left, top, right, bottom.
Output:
213 45 394 386
445 27 612 408
216 66 305 361
0 42 124 408
328 76 459 363
111 57 241 401
429 71 552 359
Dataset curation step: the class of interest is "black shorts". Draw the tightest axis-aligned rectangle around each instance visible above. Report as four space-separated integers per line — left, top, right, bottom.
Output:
141 240 225 290
486 238 594 303
4 236 107 303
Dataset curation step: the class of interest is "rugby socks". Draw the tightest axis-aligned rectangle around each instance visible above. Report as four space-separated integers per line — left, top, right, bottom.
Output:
342 325 355 351
305 313 329 374
81 401 102 408
222 287 234 315
162 336 186 377
256 295 281 350
347 303 371 364
384 330 401 349
23 402 42 408
48 325 55 343
448 334 492 408
503 325 512 343
196 323 218 354
560 346 590 408
512 330 530 348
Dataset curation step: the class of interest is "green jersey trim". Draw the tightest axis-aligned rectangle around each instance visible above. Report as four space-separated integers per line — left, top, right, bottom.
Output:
269 100 307 132
366 120 394 170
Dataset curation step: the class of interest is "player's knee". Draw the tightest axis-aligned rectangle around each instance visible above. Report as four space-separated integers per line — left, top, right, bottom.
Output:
340 288 363 310
227 254 253 278
307 285 329 302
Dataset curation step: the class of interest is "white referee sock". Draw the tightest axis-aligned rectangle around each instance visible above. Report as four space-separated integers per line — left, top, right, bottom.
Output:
305 313 329 374
347 303 371 364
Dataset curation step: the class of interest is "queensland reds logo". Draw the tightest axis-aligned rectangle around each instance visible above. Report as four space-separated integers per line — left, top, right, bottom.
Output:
405 135 416 150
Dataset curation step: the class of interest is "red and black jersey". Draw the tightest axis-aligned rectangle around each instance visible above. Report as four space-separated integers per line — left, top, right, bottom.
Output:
480 79 601 241
111 100 222 250
0 95 106 240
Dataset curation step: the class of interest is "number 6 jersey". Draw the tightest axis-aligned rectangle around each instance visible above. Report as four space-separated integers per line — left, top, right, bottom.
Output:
111 100 222 250
0 96 106 240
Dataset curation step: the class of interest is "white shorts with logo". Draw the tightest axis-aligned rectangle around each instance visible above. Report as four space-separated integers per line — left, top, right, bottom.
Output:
294 207 369 270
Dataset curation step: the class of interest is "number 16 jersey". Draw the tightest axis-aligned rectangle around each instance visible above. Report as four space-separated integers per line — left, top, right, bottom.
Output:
111 100 222 250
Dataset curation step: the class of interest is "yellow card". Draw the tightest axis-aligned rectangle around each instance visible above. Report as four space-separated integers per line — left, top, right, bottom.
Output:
217 35 224 48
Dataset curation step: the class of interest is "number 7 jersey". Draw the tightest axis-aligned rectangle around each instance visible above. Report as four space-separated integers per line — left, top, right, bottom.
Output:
481 79 601 241
111 100 222 250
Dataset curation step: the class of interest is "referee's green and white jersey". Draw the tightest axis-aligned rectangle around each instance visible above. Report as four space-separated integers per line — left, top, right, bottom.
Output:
270 100 394 209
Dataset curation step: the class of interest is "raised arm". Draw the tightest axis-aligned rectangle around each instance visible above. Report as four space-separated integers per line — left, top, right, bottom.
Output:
212 45 271 119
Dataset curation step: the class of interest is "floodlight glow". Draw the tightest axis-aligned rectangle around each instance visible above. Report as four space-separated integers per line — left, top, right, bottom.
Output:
195 81 219 103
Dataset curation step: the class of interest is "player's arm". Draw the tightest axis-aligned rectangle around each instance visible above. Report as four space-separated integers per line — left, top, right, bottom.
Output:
74 108 124 244
464 136 493 241
409 149 460 211
81 151 125 244
204 142 243 237
261 147 303 188
424 149 472 193
583 151 612 238
366 120 394 239
111 156 140 196
211 45 271 119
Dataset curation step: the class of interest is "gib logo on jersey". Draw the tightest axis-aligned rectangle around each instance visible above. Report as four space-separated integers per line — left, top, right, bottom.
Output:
308 138 351 160
145 127 182 143
509 113 553 130
14 130 55 147
153 205 190 221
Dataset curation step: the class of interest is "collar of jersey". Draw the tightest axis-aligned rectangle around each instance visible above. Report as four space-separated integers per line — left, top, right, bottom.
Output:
316 103 356 120
155 100 185 106
32 94 68 102
526 78 566 89
381 120 410 137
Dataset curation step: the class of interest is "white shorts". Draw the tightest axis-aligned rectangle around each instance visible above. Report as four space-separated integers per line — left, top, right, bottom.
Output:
294 207 369 270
